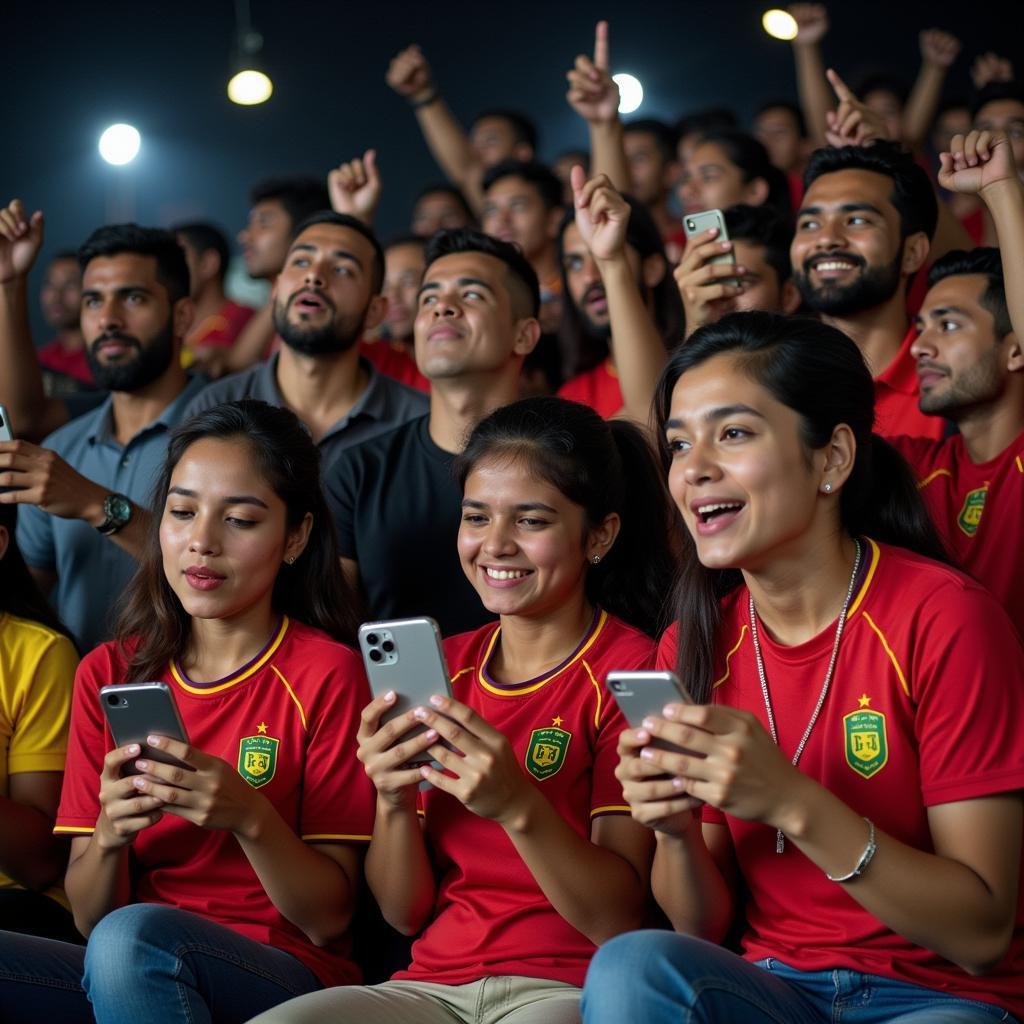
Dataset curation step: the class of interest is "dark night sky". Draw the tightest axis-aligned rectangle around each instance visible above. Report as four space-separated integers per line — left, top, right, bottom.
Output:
4 0 1019 333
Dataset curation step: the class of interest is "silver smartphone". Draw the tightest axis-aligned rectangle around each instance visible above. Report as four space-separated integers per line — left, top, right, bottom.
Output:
99 682 192 776
358 617 453 765
683 208 738 284
0 405 13 442
606 670 698 756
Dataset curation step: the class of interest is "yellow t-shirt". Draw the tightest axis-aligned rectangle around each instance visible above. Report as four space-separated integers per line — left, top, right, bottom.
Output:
0 611 78 904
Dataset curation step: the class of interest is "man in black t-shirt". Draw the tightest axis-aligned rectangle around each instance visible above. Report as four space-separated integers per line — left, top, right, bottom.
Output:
325 229 540 635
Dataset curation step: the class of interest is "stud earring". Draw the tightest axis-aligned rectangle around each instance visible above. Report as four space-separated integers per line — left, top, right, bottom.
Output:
591 554 602 565
823 482 832 494
285 556 296 564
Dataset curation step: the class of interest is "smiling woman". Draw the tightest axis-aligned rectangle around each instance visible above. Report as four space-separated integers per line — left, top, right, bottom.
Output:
0 400 376 1024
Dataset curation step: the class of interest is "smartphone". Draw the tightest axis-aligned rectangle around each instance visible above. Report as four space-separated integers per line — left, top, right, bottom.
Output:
0 405 12 442
99 682 193 776
683 208 738 284
358 617 453 765
606 670 698 756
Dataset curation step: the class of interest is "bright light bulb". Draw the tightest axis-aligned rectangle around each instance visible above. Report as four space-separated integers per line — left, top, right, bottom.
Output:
762 9 798 40
613 73 643 115
228 69 273 106
98 124 141 166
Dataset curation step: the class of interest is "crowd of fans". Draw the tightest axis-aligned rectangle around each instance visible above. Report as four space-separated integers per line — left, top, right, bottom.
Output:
0 8 1022 1022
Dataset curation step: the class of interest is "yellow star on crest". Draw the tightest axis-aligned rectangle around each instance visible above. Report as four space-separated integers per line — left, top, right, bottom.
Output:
857 694 871 708
552 716 564 727
257 721 269 734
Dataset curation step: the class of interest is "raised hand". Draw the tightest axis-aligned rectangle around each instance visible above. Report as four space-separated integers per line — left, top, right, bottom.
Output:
328 149 382 224
94 743 166 849
566 20 620 125
571 166 630 262
919 28 961 69
938 131 1019 196
971 52 1014 90
788 3 829 45
386 44 435 104
0 199 45 284
673 226 744 337
825 68 889 147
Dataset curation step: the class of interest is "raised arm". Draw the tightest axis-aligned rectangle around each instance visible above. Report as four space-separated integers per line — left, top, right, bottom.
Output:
328 149 383 227
566 21 630 194
940 130 1024 335
386 45 486 214
0 200 71 441
903 29 962 152
788 4 833 147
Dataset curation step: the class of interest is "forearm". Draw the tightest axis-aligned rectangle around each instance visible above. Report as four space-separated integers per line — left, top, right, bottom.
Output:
0 279 67 441
793 44 832 146
415 100 485 213
931 191 975 260
365 798 436 935
64 837 132 936
650 823 734 941
903 64 947 150
236 796 359 946
503 790 649 944
70 480 151 561
779 778 1017 974
590 121 630 194
0 795 67 890
599 256 666 424
983 179 1024 336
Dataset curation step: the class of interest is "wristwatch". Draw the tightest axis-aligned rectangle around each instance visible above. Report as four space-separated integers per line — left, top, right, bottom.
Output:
96 493 133 536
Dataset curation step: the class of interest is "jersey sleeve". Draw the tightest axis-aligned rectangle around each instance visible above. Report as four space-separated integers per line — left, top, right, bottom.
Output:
55 644 120 835
8 631 78 775
909 580 1024 805
15 502 56 571
299 645 376 843
655 623 678 672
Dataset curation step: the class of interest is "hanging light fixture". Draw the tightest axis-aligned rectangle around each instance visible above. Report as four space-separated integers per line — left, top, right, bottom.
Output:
227 0 273 106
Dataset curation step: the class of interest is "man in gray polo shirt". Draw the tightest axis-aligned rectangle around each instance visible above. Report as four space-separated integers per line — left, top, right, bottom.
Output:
0 223 205 651
184 212 427 467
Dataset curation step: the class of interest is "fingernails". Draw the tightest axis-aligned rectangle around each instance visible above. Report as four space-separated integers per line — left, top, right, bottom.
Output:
425 729 438 740
636 729 650 742
720 240 730 249
641 717 655 730
413 706 429 721
707 227 720 237
147 735 162 747
384 690 396 702
135 760 149 771
663 705 677 718
132 776 146 789
127 744 140 755
429 694 444 707
672 777 686 790
640 748 655 760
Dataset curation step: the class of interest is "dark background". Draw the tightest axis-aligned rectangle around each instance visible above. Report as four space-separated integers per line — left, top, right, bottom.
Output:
4 0 1019 336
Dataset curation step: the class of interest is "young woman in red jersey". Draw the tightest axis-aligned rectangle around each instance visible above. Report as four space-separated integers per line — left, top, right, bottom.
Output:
253 396 678 1024
0 400 374 1024
582 312 1024 1023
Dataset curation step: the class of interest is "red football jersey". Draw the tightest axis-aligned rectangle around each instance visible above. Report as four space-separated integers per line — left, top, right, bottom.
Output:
188 298 256 350
55 618 375 986
873 327 944 441
893 430 1024 636
558 359 624 421
393 610 655 987
657 541 1024 1017
37 338 93 385
359 337 430 393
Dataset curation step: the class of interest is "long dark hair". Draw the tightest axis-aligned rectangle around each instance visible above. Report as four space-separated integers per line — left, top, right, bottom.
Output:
0 504 76 646
117 400 360 681
653 311 950 703
453 396 680 637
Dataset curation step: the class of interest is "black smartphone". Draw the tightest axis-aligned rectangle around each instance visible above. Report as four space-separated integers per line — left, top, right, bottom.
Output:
99 682 193 776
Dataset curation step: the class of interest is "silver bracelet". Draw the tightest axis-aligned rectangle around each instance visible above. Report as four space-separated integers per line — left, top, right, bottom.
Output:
826 818 877 883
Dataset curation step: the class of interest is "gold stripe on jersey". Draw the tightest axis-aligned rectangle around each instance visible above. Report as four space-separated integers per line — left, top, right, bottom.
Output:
582 659 603 728
1016 455 1023 473
918 468 953 489
713 624 749 689
271 666 307 730
451 667 474 684
861 612 910 697
475 610 610 696
171 617 290 695
53 825 95 834
846 539 880 619
302 832 373 842
591 804 631 817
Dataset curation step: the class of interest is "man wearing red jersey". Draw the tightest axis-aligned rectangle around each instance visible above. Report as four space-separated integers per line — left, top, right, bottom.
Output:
792 141 945 440
36 251 92 390
893 130 1024 633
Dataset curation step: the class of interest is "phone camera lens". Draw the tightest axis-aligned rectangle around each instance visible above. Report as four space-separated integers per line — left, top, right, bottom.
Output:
365 632 379 646
686 219 694 230
369 648 383 663
381 639 395 653
106 693 120 706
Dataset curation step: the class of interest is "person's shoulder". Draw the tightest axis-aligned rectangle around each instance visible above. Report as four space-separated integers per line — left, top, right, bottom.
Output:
443 622 496 666
0 613 76 660
598 612 658 656
283 620 358 660
77 638 132 682
341 414 426 465
183 362 265 413
370 368 430 412
888 432 954 467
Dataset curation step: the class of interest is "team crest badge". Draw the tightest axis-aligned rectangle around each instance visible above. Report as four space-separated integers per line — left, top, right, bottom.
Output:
525 727 571 780
238 734 279 788
843 709 888 779
957 485 988 537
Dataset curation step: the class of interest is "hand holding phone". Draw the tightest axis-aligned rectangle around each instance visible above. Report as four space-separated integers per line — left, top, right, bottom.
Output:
100 682 193 776
677 209 743 337
607 670 700 756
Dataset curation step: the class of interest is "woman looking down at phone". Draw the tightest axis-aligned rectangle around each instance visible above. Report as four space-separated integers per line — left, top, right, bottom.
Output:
0 400 375 1024
251 396 678 1024
581 312 1024 1023
0 503 80 943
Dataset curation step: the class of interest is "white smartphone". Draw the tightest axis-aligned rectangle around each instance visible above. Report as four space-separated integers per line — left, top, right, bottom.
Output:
100 682 193 776
358 617 453 765
0 405 13 442
606 670 698 756
683 208 738 284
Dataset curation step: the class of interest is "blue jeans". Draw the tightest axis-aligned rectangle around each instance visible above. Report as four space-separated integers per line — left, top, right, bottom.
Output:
581 931 1017 1024
0 903 322 1024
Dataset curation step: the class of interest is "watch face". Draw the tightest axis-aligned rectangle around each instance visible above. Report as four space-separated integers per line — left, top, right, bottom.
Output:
107 494 132 524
